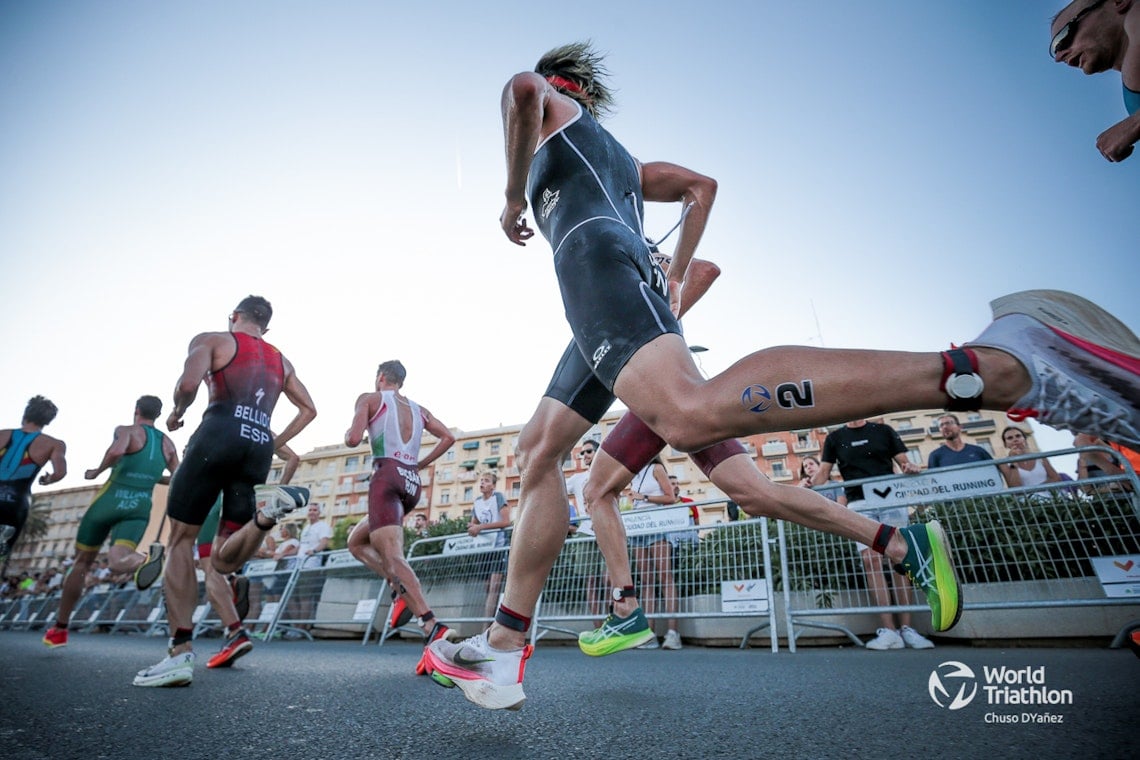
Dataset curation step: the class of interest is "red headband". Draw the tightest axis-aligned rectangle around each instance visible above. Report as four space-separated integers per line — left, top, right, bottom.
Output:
546 75 584 96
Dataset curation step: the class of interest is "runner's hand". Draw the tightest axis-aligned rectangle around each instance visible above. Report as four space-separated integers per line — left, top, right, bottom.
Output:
501 200 534 245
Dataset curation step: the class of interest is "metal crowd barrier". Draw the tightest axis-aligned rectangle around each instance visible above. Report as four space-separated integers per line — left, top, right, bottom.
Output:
4 445 1135 653
780 447 1139 651
375 505 781 652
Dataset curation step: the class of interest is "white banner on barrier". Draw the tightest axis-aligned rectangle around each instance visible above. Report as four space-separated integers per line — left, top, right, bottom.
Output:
257 601 279 623
325 550 363 568
442 533 500 556
245 559 277 576
721 580 768 613
353 599 377 621
857 464 1005 506
1091 554 1140 598
576 505 692 538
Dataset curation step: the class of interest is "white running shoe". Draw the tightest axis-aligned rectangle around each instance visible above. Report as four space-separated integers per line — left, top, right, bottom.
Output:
423 630 532 711
864 628 904 651
899 625 935 649
133 651 195 687
968 290 1140 449
636 635 660 649
661 629 683 650
255 485 310 524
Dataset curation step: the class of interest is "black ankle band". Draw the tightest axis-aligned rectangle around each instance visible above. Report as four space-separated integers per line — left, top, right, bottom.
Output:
171 627 193 648
871 524 896 555
495 604 530 632
420 610 435 624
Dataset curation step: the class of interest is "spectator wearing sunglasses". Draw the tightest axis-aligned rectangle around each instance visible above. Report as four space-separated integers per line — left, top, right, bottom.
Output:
1050 0 1140 162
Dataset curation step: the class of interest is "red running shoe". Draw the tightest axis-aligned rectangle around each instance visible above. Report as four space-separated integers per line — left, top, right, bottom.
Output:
207 630 253 669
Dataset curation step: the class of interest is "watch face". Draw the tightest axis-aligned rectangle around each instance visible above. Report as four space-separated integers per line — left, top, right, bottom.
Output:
612 587 623 602
948 373 984 399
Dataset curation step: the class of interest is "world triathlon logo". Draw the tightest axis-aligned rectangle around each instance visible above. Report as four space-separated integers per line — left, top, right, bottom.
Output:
928 661 979 710
741 384 772 413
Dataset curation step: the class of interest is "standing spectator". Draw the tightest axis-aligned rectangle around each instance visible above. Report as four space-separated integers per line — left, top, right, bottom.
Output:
927 414 996 469
1000 426 1063 489
287 504 333 638
43 395 179 649
628 457 681 651
565 440 598 516
0 396 67 562
1074 432 1134 493
469 472 511 619
799 455 841 503
1050 0 1140 162
412 513 431 540
298 505 332 569
565 439 606 619
814 420 934 651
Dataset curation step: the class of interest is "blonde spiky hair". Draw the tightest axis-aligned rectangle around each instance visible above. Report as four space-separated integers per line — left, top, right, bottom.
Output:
534 41 615 119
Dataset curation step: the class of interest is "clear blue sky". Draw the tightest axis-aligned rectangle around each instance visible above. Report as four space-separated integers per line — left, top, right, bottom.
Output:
1 1 1135 484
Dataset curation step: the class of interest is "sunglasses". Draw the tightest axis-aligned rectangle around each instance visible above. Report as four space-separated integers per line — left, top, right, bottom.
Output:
579 450 596 457
1050 0 1107 58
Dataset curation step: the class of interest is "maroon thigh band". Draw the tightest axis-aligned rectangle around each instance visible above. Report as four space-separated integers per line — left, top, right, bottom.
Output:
601 412 746 477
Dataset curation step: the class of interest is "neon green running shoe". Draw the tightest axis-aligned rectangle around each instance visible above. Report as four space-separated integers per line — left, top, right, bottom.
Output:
578 607 656 656
895 520 962 632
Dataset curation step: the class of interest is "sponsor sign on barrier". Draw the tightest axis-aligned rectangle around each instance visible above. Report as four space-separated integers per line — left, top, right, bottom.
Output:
576 505 692 537
721 579 769 613
442 533 501 555
1090 555 1140 597
353 598 377 622
858 464 1005 507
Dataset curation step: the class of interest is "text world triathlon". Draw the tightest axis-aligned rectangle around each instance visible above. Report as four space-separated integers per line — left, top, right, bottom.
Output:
983 666 1073 705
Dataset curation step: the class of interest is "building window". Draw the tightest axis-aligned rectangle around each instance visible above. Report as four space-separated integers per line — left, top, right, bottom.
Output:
771 460 788 477
463 486 473 501
444 450 456 462
345 455 359 471
906 447 922 465
511 482 521 498
490 441 500 456
439 491 451 505
977 439 995 456
895 417 914 430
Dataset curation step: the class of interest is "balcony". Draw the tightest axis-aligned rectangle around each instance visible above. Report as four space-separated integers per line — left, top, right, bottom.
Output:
898 427 927 441
761 441 788 457
964 419 996 433
792 439 820 453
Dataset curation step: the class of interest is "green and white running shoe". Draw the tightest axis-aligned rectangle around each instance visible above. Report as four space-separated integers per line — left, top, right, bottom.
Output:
578 607 657 657
895 521 962 632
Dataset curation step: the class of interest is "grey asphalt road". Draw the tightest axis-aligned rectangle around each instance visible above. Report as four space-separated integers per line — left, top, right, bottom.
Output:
1 631 1136 760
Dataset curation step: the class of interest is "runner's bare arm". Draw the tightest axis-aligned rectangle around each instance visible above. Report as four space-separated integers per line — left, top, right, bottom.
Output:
272 357 317 451
499 72 550 245
417 408 456 470
167 333 219 431
85 425 132 480
640 161 717 316
344 393 376 448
